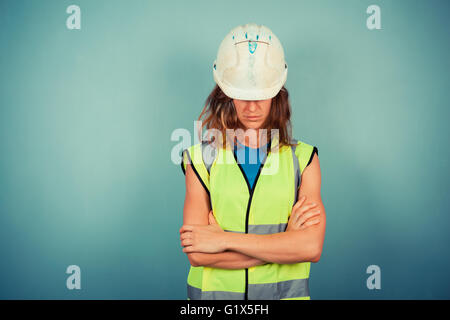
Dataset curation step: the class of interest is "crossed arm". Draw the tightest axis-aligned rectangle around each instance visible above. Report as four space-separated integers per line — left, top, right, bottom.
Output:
180 153 326 269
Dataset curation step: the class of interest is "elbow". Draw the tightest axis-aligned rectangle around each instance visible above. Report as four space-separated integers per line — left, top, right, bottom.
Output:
310 246 323 263
289 233 324 264
293 242 322 264
288 246 322 264
187 253 202 267
310 253 321 263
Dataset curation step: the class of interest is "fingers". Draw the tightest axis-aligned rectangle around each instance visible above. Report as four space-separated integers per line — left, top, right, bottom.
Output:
299 202 318 214
292 202 318 224
297 209 321 226
299 218 321 230
287 197 321 231
179 225 194 234
180 231 194 248
291 202 317 222
208 211 217 225
291 196 306 213
181 238 193 247
179 228 193 252
182 246 195 253
180 232 192 240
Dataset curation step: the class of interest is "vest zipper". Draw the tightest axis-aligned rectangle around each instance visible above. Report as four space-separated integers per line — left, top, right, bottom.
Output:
233 139 272 301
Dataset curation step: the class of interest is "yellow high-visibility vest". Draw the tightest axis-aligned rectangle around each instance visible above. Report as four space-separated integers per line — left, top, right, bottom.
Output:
180 135 318 300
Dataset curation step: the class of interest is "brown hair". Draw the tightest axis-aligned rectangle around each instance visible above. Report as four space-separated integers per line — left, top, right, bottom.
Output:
196 84 296 150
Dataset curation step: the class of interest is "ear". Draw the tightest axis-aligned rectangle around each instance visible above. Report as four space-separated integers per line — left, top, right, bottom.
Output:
208 210 217 225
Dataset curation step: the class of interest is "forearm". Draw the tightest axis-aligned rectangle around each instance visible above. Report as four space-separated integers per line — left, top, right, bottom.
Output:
224 229 321 264
188 251 266 269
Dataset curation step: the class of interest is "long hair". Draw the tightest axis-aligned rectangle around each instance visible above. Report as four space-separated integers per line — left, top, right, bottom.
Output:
196 84 296 150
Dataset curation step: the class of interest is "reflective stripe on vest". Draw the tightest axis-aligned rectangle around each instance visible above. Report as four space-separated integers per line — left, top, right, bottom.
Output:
223 223 287 234
181 135 317 300
188 277 309 300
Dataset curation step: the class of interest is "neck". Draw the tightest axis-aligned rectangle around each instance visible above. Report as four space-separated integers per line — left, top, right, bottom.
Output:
235 129 270 148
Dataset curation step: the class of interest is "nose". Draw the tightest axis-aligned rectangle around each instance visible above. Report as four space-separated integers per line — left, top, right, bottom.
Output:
246 101 258 112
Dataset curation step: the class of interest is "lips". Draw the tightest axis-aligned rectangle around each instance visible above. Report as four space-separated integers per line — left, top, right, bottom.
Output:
246 115 260 120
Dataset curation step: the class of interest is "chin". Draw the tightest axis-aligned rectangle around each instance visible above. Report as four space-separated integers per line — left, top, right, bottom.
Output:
244 122 263 130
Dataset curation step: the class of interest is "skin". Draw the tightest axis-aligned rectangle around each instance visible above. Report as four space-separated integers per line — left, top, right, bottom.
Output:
233 98 272 147
180 98 326 268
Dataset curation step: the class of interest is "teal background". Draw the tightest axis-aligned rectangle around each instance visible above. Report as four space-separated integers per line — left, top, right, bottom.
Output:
1 0 449 299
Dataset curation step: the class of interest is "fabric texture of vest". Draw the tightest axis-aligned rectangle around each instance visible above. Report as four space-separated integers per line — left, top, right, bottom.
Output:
180 135 319 300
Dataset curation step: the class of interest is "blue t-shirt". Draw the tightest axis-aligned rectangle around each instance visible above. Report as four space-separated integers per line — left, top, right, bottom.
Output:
234 139 269 189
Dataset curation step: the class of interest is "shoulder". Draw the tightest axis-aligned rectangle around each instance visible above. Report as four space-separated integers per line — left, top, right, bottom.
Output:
181 142 202 176
181 142 202 156
292 138 319 175
182 140 216 157
293 139 321 196
182 141 217 167
180 142 213 195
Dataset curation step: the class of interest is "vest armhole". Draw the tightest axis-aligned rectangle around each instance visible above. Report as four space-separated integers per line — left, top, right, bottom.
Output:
181 149 189 175
294 140 318 175
305 146 319 170
181 146 211 197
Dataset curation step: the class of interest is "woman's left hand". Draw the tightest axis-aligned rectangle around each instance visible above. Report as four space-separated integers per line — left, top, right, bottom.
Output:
180 211 227 254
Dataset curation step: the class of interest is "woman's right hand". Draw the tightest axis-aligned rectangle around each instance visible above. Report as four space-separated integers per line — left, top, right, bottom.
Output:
286 196 321 231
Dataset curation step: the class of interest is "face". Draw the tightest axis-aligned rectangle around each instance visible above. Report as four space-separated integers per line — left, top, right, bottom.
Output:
233 98 272 130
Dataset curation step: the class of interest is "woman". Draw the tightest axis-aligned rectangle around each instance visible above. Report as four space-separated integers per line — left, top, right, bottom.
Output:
179 23 326 300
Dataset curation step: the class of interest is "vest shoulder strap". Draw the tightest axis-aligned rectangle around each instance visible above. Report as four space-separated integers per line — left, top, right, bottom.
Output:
294 139 318 174
291 139 319 202
180 143 211 197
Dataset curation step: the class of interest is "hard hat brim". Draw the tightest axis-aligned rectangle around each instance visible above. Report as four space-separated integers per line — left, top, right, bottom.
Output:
213 67 287 101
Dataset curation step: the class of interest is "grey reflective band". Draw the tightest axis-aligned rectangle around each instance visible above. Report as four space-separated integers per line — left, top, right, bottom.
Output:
188 284 245 300
201 141 217 175
248 278 310 300
224 223 287 234
290 139 300 204
187 284 202 300
187 278 309 300
248 223 287 234
200 291 245 300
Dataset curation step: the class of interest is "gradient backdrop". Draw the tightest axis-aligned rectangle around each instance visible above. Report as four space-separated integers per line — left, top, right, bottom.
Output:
0 0 449 299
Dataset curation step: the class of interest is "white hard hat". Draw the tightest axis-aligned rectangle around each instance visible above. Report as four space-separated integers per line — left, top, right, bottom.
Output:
213 23 288 101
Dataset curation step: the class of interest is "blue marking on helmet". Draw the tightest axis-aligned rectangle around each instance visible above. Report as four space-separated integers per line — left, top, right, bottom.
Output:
248 41 257 54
